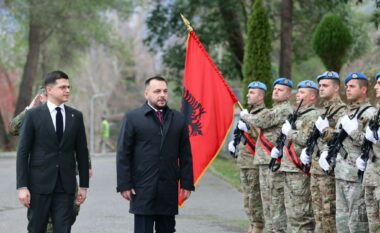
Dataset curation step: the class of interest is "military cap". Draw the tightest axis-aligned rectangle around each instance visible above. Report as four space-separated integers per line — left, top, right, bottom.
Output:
375 71 380 81
273 77 293 88
316 71 340 82
247 81 267 91
297 80 318 90
344 72 368 85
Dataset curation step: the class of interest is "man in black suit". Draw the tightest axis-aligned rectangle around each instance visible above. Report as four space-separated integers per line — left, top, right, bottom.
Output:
17 70 90 233
116 76 194 233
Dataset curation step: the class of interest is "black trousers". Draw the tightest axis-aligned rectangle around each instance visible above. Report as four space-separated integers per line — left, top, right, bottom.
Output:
134 214 176 233
27 192 75 233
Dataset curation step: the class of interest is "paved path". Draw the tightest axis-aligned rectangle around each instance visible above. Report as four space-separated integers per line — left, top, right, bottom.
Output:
0 154 247 232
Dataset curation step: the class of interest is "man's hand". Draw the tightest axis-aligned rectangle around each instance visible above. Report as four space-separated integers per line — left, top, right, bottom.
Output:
237 120 249 132
281 120 292 136
240 109 249 118
228 141 236 155
18 188 30 208
356 157 367 172
341 115 358 135
300 148 311 165
121 189 136 201
315 116 329 133
180 188 191 201
76 188 87 205
271 147 280 159
318 151 330 172
365 126 379 144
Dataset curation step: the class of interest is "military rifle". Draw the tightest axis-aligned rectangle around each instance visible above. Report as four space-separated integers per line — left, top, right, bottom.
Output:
301 107 330 172
357 108 380 182
325 107 360 173
268 99 304 172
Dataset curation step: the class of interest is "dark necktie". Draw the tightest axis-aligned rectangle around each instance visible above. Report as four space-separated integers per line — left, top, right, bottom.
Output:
156 110 163 124
56 107 63 142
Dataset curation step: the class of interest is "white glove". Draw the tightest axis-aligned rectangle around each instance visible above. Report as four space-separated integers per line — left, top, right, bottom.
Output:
315 116 329 133
356 157 367 172
340 115 358 135
318 150 330 171
300 148 311 165
365 126 379 144
271 147 280 159
237 120 249 132
240 109 249 118
281 120 292 136
228 141 236 154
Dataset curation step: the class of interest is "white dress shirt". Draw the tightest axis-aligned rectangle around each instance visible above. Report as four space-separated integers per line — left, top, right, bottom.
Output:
47 100 66 132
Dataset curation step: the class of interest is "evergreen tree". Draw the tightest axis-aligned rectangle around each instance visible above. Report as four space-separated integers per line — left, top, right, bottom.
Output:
312 14 353 72
242 0 273 106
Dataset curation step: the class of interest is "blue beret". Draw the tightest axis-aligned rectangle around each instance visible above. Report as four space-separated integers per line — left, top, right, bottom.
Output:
344 72 368 85
273 77 293 88
247 81 267 91
375 71 380 81
297 80 318 90
316 71 340 82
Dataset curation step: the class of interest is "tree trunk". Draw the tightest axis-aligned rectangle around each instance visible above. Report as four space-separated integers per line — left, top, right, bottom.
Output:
218 0 245 80
0 113 11 150
279 0 293 79
14 14 41 115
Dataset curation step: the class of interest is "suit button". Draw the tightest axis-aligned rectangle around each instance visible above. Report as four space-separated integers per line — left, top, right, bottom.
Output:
56 165 59 168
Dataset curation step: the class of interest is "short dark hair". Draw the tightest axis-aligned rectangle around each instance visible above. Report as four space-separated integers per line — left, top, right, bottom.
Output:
357 79 368 88
145 76 167 87
44 70 69 87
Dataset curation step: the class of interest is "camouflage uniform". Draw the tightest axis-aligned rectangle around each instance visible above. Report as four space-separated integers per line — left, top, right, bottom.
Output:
363 104 380 233
9 109 27 136
280 104 318 233
9 107 90 233
310 98 346 233
242 100 292 233
236 103 266 232
335 101 375 233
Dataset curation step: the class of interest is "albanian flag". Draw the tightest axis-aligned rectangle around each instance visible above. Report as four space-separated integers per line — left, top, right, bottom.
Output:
180 31 238 206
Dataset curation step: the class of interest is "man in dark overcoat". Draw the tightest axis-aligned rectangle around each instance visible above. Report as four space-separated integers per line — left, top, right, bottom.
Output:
116 76 194 233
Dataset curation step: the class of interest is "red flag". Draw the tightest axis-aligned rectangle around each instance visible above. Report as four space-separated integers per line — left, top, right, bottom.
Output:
180 31 238 206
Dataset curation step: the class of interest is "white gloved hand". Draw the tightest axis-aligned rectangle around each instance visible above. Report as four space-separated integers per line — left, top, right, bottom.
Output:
281 120 292 136
315 116 329 133
240 109 249 118
228 141 236 154
300 148 311 165
271 147 281 159
318 150 330 171
356 157 367 172
365 126 378 144
237 120 249 132
340 115 358 135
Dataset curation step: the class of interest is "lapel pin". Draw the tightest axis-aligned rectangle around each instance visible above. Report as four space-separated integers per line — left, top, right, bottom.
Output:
72 114 74 117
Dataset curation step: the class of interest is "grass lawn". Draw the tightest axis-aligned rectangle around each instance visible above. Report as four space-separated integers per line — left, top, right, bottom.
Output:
209 153 242 192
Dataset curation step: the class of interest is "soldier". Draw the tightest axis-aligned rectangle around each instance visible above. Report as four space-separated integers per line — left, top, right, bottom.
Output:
271 80 318 232
300 71 346 233
228 81 267 233
240 78 293 233
357 71 380 233
319 72 374 232
9 88 47 136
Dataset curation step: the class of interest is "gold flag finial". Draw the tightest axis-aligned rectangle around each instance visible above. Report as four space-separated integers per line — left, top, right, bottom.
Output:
180 14 193 32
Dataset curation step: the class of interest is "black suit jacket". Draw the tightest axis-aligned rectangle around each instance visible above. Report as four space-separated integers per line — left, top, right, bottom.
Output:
16 104 89 194
116 103 194 215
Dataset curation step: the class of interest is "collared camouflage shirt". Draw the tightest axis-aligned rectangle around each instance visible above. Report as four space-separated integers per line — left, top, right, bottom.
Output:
335 100 376 182
241 100 292 165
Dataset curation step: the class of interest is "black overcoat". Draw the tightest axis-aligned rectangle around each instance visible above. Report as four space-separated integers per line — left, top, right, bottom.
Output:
116 103 194 215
